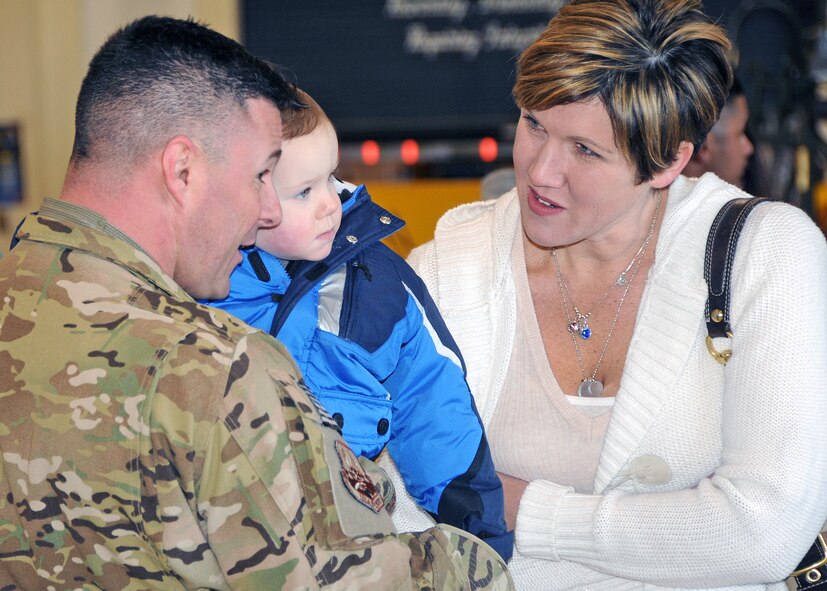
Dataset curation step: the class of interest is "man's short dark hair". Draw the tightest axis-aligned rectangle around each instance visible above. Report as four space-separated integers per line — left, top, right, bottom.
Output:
72 15 301 166
728 76 745 103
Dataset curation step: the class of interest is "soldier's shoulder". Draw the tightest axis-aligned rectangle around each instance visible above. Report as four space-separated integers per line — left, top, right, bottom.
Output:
132 287 260 343
168 294 300 377
124 287 297 376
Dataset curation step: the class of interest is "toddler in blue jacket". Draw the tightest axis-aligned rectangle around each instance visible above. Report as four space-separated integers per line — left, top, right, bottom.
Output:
205 88 512 560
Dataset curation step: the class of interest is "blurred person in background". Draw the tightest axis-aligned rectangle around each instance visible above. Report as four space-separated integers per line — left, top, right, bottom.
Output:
682 76 754 188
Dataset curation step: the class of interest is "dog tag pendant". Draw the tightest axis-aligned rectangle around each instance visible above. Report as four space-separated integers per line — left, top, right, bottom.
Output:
578 379 604 397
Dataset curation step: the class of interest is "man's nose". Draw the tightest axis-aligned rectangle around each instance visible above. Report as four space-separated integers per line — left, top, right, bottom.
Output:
260 184 282 228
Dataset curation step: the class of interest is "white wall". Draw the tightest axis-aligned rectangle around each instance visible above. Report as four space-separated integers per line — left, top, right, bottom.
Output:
0 0 239 251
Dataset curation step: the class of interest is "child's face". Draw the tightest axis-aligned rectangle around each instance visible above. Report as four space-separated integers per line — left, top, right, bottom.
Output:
257 121 342 261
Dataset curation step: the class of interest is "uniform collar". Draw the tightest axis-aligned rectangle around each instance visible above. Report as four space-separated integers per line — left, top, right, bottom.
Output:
16 198 190 301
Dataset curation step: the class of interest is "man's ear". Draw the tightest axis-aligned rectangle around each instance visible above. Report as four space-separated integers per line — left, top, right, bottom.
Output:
692 142 713 166
652 140 695 189
161 136 197 206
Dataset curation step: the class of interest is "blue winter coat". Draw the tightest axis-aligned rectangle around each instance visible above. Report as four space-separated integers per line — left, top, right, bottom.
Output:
206 183 512 560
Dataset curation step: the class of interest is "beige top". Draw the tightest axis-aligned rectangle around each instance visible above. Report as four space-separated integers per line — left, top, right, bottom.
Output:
488 229 613 494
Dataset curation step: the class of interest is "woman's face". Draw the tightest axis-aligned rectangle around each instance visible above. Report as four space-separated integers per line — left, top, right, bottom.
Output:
512 98 655 250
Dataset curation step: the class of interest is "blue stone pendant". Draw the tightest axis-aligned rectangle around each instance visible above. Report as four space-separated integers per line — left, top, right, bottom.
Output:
580 327 591 340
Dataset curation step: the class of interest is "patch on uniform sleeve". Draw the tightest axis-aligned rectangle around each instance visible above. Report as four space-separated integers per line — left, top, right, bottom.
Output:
335 440 384 513
267 365 395 546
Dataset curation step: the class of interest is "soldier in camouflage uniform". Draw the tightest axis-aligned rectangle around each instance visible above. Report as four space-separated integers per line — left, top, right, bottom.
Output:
0 16 513 591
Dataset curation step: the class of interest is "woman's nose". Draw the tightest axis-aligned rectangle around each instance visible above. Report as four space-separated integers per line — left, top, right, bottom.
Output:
529 143 566 188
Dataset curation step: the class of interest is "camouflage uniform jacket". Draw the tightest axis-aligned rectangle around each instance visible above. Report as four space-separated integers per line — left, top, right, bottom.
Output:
0 198 513 591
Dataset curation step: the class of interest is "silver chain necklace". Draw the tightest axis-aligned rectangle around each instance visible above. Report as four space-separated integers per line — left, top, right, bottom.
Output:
551 190 662 397
559 240 646 340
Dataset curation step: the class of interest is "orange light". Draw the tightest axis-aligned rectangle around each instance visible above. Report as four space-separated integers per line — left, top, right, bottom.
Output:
400 139 420 166
479 137 498 162
361 140 380 166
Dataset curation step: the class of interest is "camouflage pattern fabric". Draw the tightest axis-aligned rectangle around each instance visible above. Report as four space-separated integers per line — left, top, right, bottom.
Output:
0 198 514 590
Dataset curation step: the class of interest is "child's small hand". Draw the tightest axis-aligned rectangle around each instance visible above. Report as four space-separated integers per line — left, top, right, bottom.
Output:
497 471 529 531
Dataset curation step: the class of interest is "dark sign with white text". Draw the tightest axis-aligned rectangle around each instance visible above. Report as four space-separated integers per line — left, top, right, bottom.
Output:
243 0 562 141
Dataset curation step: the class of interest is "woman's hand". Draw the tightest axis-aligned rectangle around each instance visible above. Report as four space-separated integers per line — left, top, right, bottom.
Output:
498 471 529 531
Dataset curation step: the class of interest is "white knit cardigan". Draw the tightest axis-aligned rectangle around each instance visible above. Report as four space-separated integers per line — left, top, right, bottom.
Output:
380 174 827 590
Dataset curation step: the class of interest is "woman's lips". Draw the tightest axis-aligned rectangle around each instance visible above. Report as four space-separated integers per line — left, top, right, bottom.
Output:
526 187 564 216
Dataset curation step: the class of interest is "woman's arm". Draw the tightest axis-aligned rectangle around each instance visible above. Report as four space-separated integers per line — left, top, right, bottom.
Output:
515 204 827 586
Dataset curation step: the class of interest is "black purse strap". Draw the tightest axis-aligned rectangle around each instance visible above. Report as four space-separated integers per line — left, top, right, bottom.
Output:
703 197 767 364
790 534 827 590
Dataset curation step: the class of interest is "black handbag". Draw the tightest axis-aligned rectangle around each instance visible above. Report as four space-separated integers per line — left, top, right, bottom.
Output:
789 537 827 591
704 197 827 590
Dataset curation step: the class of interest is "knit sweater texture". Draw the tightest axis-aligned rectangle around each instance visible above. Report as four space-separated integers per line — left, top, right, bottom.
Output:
382 173 827 590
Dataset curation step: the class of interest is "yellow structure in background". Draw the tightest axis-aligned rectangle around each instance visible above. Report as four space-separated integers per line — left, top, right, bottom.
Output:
813 175 827 235
368 179 481 258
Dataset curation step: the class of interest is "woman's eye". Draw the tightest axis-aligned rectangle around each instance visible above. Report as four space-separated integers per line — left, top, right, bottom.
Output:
523 113 541 130
576 143 598 158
